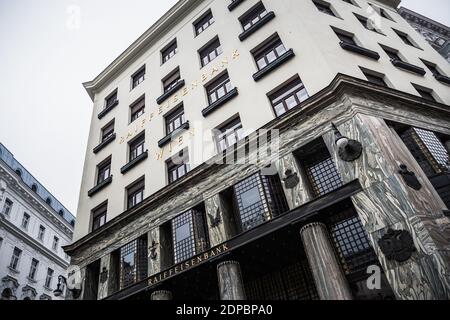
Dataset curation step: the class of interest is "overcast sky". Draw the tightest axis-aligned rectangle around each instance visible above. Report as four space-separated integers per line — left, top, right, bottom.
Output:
0 0 448 215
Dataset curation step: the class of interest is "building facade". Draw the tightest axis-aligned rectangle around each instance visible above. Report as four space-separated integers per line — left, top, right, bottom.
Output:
398 7 450 63
66 0 450 300
0 144 75 300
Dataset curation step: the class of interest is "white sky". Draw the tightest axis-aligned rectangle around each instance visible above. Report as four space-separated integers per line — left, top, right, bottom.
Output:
0 0 448 215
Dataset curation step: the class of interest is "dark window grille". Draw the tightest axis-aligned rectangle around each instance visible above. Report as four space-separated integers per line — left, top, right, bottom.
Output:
240 3 268 31
269 76 309 117
245 260 319 300
171 208 209 264
163 68 181 93
162 40 177 64
165 105 186 135
130 97 145 122
101 121 115 142
167 150 190 184
119 237 148 289
200 38 223 67
132 67 145 89
215 117 244 152
194 10 214 36
129 134 145 162
253 35 287 70
314 1 335 16
206 73 233 105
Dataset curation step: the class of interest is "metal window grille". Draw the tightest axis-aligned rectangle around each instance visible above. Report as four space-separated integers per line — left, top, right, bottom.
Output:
415 128 449 169
245 260 319 300
119 237 148 289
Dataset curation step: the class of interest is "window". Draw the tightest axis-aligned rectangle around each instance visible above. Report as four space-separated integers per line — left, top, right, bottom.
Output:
38 225 46 241
52 236 59 251
129 133 145 162
165 105 186 135
171 208 209 264
131 66 145 89
355 14 378 32
240 2 268 31
45 268 53 288
413 85 436 102
269 76 309 117
421 60 446 78
29 259 39 280
105 90 118 109
369 3 394 21
393 29 415 47
127 178 145 209
96 158 111 185
215 117 245 152
382 46 401 61
130 96 145 122
167 150 190 184
334 30 357 45
313 0 335 16
161 39 177 64
21 213 30 229
9 247 22 270
92 203 107 232
0 237 3 249
31 184 38 193
194 10 214 36
199 37 223 67
163 68 181 93
119 237 148 289
46 197 52 205
252 34 287 70
361 69 388 87
2 198 12 217
101 120 115 142
206 72 233 105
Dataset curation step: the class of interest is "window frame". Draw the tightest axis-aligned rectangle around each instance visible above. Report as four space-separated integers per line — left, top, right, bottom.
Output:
130 96 145 123
10 247 22 270
129 133 145 162
161 39 178 64
199 37 223 68
268 76 309 117
21 212 30 230
127 178 145 210
252 34 288 71
206 72 233 105
38 225 46 241
131 66 146 89
29 258 39 280
101 120 115 143
167 150 190 184
194 9 215 36
165 104 186 135
215 116 245 153
162 68 181 93
239 2 268 31
92 202 108 232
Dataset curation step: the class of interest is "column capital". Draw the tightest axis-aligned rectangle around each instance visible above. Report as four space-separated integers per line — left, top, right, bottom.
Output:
217 260 241 270
300 222 327 234
151 290 173 300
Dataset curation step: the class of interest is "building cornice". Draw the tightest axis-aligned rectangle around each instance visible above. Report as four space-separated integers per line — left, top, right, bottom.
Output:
376 0 401 9
64 73 450 255
398 7 450 37
83 0 203 102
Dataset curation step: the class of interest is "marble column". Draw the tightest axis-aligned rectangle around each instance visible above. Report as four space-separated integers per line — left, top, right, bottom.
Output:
205 194 236 247
274 153 314 210
97 254 113 300
217 261 246 300
151 290 172 300
148 227 172 276
300 222 353 300
323 114 450 300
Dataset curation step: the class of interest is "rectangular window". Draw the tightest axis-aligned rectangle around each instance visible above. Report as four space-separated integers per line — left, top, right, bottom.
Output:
165 105 186 135
215 117 245 152
129 133 145 162
334 30 357 45
382 47 401 61
2 199 13 217
105 90 118 109
127 178 145 209
199 38 223 67
167 150 190 184
313 0 335 16
38 225 46 241
163 68 181 93
96 158 111 185
413 85 436 102
131 66 145 89
130 97 145 123
45 268 54 288
161 39 177 64
9 247 22 270
171 208 209 264
29 259 39 280
393 29 415 47
92 203 107 232
361 69 388 87
240 2 268 31
194 10 214 36
52 236 59 251
206 72 233 105
253 35 287 70
269 76 309 117
422 60 445 77
101 120 115 142
119 237 148 289
21 213 30 229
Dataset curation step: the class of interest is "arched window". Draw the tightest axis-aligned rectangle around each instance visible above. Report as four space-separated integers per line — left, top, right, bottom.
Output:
58 209 64 216
31 184 38 193
1 288 12 300
46 198 52 206
15 169 22 178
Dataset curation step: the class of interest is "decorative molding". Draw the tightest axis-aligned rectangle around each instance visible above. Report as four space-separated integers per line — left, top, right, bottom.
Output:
378 229 416 263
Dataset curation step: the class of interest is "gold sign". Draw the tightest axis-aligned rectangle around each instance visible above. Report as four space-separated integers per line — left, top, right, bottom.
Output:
148 243 230 286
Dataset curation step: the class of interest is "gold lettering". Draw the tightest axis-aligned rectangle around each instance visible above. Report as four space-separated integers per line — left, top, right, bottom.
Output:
210 250 216 257
216 247 222 254
127 132 133 140
197 256 203 263
191 81 198 90
178 136 183 146
203 252 209 260
182 87 189 96
158 106 163 114
175 266 179 274
232 49 239 59
211 67 219 77
141 118 146 128
119 137 125 144
221 58 229 68
172 94 178 104
222 243 229 251
185 261 190 269
155 149 164 160
201 74 208 82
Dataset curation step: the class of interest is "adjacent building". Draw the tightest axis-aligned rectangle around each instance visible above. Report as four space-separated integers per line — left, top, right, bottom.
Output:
398 7 450 63
0 143 75 300
66 0 450 300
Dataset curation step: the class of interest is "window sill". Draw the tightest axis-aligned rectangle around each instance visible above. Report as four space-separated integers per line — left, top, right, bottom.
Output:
27 277 37 284
93 133 116 154
158 121 190 148
253 49 295 82
228 0 245 11
88 176 113 197
98 100 119 120
202 88 239 117
391 59 426 76
435 74 450 85
339 41 380 60
239 11 275 41
156 79 186 105
121 151 149 174
8 267 19 274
